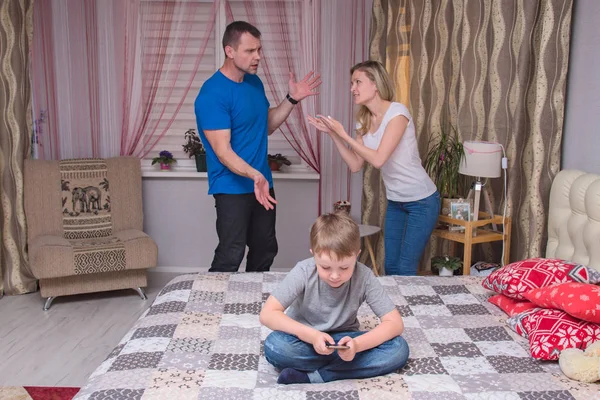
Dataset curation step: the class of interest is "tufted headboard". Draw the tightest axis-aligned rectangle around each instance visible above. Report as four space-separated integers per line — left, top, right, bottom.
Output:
546 170 600 272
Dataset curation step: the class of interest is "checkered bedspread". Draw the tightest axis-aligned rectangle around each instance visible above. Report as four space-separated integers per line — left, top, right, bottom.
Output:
74 273 598 400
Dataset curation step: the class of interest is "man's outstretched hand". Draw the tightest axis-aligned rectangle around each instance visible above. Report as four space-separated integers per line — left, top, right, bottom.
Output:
252 173 277 210
288 71 322 102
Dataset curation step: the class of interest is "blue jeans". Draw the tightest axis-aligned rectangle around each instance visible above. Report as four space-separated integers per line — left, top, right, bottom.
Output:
264 330 409 383
385 191 440 276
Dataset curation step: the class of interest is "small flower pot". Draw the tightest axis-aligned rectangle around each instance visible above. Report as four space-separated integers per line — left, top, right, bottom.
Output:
439 267 454 277
160 163 171 171
269 160 281 171
195 154 207 172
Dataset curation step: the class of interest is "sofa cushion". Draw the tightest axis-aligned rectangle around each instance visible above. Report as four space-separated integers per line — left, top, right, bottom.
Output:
29 230 157 279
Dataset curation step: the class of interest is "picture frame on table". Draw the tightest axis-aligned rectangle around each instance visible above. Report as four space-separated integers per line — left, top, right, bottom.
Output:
449 200 471 231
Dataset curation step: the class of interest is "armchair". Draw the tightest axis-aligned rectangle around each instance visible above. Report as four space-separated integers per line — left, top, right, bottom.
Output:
24 157 157 310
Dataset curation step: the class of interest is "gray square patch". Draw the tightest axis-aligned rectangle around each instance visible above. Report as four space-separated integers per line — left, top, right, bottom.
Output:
432 285 470 295
431 342 483 357
108 352 163 371
488 356 545 374
405 295 444 306
208 353 259 370
146 301 186 316
401 357 447 375
306 391 360 400
447 304 489 315
517 391 576 400
131 324 177 339
223 302 262 315
465 326 513 342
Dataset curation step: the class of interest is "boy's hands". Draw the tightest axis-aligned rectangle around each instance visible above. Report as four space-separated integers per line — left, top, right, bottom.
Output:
336 336 357 361
311 331 335 355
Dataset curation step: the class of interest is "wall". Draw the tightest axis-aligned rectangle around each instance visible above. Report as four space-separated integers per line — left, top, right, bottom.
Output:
143 174 319 272
562 0 600 174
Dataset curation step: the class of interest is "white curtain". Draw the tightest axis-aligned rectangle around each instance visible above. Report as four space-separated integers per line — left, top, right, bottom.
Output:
318 0 372 216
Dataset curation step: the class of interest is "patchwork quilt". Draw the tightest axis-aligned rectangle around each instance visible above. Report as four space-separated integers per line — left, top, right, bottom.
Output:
74 273 599 400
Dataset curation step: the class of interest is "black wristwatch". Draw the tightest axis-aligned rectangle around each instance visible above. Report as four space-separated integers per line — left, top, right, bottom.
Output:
286 93 299 105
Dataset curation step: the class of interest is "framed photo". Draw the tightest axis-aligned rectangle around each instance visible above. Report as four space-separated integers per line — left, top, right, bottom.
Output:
450 200 470 231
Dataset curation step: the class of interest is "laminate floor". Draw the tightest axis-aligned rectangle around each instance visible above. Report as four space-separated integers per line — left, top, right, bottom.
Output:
0 271 182 387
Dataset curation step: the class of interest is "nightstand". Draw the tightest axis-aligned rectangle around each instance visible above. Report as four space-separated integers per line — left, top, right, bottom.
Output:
431 212 511 275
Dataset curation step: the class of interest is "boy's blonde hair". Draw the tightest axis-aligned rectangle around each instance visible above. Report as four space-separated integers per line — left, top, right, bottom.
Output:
310 213 360 259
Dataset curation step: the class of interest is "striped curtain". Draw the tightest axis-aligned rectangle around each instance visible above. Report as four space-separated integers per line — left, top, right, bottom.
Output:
367 0 573 269
0 0 37 295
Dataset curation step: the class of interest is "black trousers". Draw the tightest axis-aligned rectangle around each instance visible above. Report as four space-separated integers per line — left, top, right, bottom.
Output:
210 188 278 272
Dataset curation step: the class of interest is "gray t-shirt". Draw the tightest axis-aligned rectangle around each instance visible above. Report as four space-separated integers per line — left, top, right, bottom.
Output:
270 257 396 332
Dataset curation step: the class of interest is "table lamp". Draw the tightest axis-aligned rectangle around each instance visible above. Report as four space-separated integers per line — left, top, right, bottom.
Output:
459 141 502 222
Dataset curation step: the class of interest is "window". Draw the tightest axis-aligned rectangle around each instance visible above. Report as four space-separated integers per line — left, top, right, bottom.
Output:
142 0 301 166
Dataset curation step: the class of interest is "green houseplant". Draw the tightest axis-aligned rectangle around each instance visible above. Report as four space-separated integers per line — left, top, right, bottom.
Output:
431 255 463 276
268 153 291 172
182 128 207 172
424 125 469 214
151 150 177 171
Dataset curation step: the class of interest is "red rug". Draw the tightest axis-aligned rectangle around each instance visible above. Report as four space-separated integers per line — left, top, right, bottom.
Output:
0 386 79 400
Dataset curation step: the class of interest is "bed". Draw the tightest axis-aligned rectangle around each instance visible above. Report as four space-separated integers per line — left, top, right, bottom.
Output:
74 170 600 400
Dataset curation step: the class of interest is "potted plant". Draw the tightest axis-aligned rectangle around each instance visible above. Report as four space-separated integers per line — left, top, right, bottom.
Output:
151 150 177 171
432 255 463 276
424 125 469 215
268 153 291 172
182 128 207 172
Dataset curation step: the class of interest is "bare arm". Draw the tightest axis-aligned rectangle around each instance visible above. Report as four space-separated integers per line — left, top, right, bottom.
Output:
204 128 260 178
259 295 320 343
318 115 409 169
267 100 295 135
352 309 404 353
267 71 322 135
260 295 337 355
203 128 276 210
307 115 365 172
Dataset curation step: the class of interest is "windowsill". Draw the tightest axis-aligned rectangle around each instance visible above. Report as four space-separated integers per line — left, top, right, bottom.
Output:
141 165 320 180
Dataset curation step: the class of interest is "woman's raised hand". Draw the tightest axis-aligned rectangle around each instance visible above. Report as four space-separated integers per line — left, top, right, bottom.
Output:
307 115 333 135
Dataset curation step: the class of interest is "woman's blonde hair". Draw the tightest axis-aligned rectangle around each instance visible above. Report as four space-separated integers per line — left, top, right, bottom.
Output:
351 60 396 136
310 213 360 260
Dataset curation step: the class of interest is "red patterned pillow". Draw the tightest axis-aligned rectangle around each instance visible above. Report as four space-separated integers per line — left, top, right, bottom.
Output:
520 308 600 360
523 282 600 323
488 294 538 316
481 258 600 300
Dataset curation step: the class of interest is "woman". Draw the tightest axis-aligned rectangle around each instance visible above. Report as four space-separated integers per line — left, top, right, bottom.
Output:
308 60 439 276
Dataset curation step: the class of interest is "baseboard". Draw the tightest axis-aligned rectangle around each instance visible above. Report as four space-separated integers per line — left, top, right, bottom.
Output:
150 266 292 274
151 266 209 274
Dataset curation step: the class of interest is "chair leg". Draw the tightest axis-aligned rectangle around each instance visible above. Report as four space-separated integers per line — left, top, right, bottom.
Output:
43 296 56 311
134 287 147 300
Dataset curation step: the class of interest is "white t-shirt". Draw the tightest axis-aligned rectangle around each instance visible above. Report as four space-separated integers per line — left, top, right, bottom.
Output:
360 102 437 202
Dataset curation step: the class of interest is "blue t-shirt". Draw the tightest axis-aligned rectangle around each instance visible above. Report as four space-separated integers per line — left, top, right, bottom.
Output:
194 70 273 195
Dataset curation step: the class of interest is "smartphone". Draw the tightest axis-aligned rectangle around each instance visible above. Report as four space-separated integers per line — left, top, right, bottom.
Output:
326 344 350 350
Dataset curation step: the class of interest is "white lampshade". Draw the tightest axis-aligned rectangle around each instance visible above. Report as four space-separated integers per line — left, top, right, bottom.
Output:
459 141 502 178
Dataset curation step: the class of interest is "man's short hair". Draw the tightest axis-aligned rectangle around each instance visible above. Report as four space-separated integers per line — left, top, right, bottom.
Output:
310 213 361 260
222 21 261 50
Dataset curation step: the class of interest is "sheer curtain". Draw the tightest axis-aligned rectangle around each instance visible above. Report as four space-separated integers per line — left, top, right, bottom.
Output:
32 0 125 159
226 0 372 214
319 0 372 216
122 0 219 158
32 0 218 160
226 0 321 174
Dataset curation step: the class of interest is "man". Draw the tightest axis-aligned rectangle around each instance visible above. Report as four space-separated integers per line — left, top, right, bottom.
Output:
195 21 321 272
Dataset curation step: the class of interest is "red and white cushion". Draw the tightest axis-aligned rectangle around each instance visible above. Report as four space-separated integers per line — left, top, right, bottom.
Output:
523 282 600 324
482 258 600 300
488 294 538 317
509 308 600 360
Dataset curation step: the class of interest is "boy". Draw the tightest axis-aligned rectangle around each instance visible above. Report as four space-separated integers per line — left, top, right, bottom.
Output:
259 213 409 384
